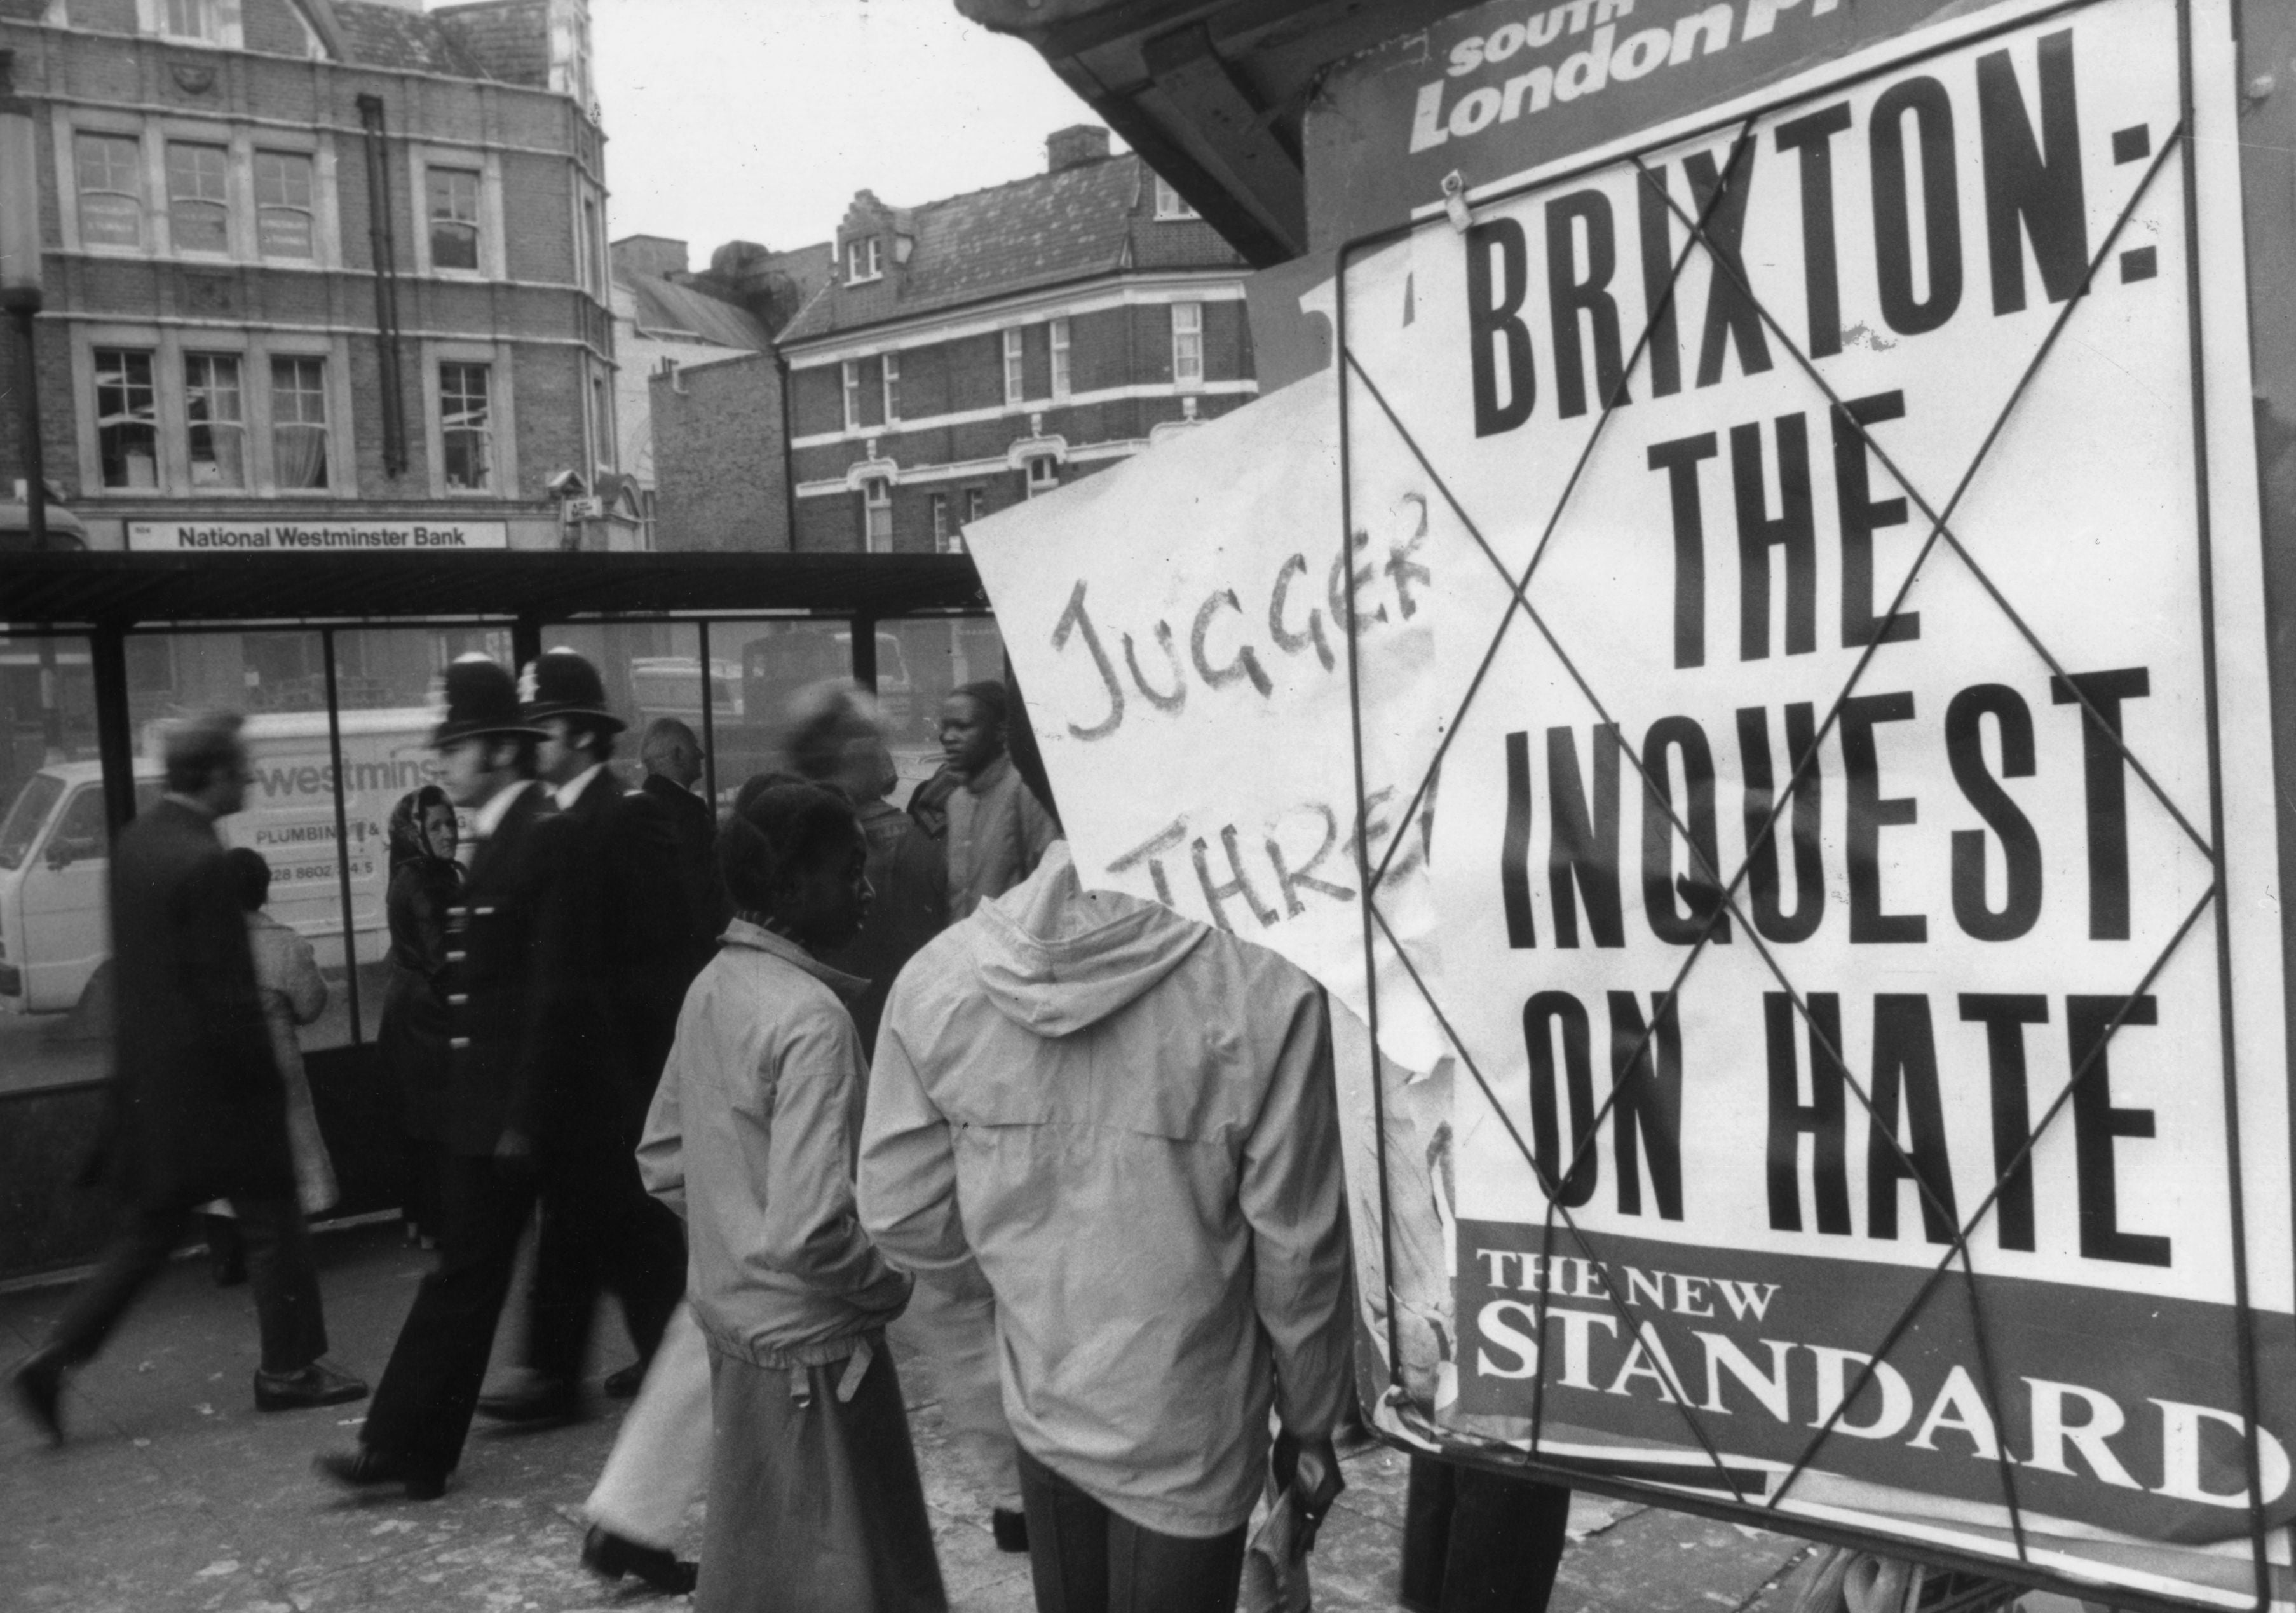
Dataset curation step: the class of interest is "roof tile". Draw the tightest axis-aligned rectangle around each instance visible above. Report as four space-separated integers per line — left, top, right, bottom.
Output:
780 152 1244 344
625 275 773 351
329 0 489 76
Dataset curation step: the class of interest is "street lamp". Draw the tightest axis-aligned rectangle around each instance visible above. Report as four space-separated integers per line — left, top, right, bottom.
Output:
0 46 46 550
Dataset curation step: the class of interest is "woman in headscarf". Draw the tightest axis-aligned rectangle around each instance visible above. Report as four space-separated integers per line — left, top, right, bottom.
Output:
376 785 461 1248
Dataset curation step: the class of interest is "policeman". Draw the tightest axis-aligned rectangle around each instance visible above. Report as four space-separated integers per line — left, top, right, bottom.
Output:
317 656 564 1499
476 648 690 1423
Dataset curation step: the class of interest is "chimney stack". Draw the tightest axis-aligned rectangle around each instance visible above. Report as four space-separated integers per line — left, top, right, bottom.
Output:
1046 125 1111 172
611 235 689 283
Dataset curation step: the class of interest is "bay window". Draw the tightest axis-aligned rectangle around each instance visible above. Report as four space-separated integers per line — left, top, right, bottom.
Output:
439 362 492 491
183 353 245 488
270 356 330 490
165 142 230 254
95 350 160 489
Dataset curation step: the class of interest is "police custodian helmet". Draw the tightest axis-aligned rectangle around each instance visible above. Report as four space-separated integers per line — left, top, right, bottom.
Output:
519 648 625 734
435 654 544 745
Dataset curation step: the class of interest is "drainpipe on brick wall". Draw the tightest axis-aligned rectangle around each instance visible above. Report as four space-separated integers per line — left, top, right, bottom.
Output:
356 93 408 477
778 350 797 552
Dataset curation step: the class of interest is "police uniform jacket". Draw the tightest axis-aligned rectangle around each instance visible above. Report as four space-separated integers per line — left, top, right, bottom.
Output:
439 780 574 1157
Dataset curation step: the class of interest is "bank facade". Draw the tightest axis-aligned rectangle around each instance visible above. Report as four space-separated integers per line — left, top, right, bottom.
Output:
0 0 623 557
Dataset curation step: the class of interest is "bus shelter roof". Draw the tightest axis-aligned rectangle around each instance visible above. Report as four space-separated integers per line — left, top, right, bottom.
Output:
0 552 989 630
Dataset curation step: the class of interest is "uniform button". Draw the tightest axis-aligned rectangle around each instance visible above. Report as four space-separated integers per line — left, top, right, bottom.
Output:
450 1036 471 1050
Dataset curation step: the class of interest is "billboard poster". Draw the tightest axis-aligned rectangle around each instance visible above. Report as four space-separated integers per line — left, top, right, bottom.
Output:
1328 0 2290 1603
968 0 2292 1604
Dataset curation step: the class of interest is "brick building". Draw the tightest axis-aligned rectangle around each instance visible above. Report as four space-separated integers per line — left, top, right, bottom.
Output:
0 0 625 554
777 124 1256 555
635 238 831 554
644 344 787 553
606 233 771 547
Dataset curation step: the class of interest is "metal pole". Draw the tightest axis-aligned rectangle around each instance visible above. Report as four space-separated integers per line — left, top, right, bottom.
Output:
696 618 717 811
90 628 137 834
320 627 363 1046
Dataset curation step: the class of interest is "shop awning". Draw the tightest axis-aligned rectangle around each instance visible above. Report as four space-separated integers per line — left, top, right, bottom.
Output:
0 551 989 630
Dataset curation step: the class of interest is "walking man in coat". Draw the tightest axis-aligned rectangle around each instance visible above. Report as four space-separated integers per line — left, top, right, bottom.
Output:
476 650 690 1423
10 711 367 1444
317 657 566 1498
639 716 722 970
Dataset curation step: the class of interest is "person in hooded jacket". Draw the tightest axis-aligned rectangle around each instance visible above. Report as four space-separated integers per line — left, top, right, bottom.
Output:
639 780 945 1613
858 711 1352 1613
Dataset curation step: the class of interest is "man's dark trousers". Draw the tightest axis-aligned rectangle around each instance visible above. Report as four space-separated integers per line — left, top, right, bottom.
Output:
358 1156 538 1474
50 1197 325 1374
515 771 691 1388
524 1140 683 1384
1017 1447 1249 1613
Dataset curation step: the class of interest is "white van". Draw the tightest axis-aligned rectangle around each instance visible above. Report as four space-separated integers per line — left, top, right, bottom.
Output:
0 707 440 1014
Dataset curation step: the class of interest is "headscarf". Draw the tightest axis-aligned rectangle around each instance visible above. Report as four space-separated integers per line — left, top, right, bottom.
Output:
388 785 452 873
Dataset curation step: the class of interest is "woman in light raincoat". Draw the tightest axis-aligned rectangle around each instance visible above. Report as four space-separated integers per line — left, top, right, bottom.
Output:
637 780 945 1613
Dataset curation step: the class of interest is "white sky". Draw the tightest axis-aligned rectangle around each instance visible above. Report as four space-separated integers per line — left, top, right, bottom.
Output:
590 0 1114 273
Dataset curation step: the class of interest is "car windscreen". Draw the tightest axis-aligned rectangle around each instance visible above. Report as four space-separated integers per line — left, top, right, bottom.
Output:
0 774 65 871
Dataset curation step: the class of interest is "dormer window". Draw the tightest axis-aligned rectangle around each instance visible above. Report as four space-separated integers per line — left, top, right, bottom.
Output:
1153 177 1200 221
845 236 883 285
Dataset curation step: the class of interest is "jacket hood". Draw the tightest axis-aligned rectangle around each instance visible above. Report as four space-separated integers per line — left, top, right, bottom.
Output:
972 841 1206 1037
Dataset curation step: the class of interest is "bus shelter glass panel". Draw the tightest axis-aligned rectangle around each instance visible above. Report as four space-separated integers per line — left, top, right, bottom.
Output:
0 633 110 1092
880 616 1005 806
705 618 850 810
128 630 358 1052
332 627 512 1043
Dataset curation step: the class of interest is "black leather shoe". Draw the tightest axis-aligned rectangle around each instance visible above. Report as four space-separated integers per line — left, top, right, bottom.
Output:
583 1524 698 1595
255 1358 369 1413
10 1351 64 1448
601 1362 645 1401
993 1506 1029 1553
476 1375 584 1428
314 1446 447 1501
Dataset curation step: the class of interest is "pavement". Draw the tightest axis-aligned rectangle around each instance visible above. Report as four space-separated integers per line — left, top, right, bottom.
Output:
0 1218 2073 1613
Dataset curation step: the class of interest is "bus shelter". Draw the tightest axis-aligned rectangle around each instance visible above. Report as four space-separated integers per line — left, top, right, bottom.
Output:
0 550 993 1279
